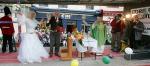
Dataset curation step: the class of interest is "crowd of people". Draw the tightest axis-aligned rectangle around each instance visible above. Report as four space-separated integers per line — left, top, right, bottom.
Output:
0 6 64 63
123 14 144 49
110 13 145 52
0 6 146 64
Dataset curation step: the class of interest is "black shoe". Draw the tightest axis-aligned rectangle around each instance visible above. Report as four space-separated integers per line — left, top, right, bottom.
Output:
49 50 53 57
55 53 60 57
2 51 6 53
112 48 120 52
49 53 53 57
13 50 17 52
9 51 13 53
50 54 53 57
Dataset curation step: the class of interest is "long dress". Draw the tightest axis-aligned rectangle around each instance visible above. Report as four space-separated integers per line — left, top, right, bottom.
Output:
91 22 107 53
17 14 49 63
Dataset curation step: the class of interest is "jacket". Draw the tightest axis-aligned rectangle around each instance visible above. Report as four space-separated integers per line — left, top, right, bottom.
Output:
0 16 14 35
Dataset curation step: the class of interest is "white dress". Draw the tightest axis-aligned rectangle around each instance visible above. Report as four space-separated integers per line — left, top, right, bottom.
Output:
17 14 49 63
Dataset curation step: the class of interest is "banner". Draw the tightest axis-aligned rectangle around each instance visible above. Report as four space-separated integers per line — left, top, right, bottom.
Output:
131 7 150 36
103 11 123 16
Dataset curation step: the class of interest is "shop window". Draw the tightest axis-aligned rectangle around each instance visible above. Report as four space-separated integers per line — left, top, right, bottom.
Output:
86 5 94 10
0 9 3 13
58 5 67 8
39 4 48 7
64 14 71 19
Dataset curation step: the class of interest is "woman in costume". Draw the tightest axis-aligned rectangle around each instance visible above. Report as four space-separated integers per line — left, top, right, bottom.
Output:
17 9 49 63
90 15 107 55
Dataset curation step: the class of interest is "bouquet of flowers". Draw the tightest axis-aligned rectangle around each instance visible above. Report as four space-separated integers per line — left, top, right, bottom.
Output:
74 32 84 46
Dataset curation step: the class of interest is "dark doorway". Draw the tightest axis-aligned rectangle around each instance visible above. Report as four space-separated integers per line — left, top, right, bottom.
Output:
67 25 74 33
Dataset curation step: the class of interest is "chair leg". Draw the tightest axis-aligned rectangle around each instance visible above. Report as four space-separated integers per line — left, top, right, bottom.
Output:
81 52 82 61
76 49 78 57
95 53 96 60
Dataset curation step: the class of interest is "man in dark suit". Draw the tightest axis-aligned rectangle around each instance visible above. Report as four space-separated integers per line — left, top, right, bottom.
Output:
133 15 144 49
47 11 63 57
0 6 15 53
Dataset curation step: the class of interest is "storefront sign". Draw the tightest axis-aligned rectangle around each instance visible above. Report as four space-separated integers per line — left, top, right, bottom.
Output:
131 7 150 35
103 11 123 16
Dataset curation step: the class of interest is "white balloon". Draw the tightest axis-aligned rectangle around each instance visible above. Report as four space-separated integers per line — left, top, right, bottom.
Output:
125 47 133 54
63 40 66 45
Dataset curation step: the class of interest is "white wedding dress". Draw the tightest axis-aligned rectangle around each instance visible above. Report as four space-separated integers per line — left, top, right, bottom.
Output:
17 14 49 63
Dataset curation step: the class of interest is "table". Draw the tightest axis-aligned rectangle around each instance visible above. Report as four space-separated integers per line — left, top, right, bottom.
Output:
82 37 98 52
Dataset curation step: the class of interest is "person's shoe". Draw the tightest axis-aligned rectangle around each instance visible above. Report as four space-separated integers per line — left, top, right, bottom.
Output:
50 54 53 57
55 53 60 57
2 51 6 53
112 48 120 52
9 51 14 53
13 50 17 52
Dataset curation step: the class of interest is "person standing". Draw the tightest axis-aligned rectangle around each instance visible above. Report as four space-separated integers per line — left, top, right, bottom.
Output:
17 10 49 63
90 14 107 55
110 14 124 52
132 15 144 49
47 11 63 57
123 17 136 49
0 6 15 53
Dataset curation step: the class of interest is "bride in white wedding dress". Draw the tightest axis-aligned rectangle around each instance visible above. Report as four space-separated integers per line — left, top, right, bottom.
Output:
17 10 49 63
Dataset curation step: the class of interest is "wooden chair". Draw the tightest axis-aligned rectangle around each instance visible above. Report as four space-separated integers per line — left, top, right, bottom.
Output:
60 37 73 61
120 40 129 52
75 39 87 60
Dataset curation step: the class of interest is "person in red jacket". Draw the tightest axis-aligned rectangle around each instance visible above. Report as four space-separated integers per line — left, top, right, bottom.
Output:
0 6 15 53
110 14 124 52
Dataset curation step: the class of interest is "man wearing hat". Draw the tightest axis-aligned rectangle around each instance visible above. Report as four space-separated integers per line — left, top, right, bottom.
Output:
91 10 107 55
0 6 15 53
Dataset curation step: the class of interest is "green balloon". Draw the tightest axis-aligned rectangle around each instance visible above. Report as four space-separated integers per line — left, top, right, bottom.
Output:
102 56 110 64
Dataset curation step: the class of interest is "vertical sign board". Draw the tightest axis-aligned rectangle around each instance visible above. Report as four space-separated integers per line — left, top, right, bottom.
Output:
131 7 150 36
